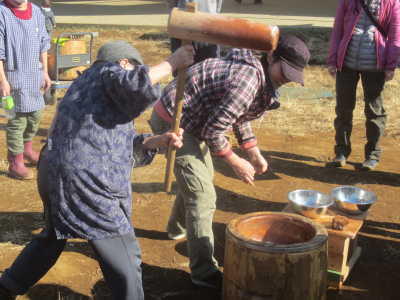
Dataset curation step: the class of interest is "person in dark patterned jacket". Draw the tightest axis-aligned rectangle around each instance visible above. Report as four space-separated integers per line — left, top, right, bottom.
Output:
149 35 310 290
0 40 194 300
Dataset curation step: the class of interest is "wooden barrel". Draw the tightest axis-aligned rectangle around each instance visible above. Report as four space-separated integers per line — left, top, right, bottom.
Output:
48 39 88 81
223 212 328 300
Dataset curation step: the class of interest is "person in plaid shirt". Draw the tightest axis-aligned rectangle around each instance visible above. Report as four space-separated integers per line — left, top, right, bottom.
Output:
149 34 310 290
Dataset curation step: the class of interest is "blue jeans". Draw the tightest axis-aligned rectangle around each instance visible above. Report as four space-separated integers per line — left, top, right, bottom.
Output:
0 149 144 300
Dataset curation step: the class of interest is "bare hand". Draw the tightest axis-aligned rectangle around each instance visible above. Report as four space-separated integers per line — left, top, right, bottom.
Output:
0 79 11 97
143 128 184 150
163 129 184 149
232 157 256 185
327 66 336 77
167 45 195 71
224 153 256 185
246 147 268 174
385 70 395 81
42 72 52 92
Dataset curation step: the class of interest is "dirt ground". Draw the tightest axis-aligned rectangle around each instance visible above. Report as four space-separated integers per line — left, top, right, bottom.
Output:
0 103 399 299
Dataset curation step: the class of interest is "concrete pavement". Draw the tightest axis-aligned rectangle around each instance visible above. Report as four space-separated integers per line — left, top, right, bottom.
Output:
53 0 337 28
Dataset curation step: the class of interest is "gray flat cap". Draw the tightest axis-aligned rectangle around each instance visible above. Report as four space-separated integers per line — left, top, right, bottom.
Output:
96 40 143 64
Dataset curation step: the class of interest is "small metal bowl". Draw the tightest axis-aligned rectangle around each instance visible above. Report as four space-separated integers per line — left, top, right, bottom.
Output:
331 186 377 215
288 190 334 219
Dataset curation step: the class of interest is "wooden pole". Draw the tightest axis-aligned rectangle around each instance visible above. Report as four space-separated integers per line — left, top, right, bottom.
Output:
164 3 197 193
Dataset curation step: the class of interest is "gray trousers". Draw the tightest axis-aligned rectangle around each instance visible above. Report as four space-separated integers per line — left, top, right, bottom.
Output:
334 67 386 161
149 111 219 281
0 148 144 300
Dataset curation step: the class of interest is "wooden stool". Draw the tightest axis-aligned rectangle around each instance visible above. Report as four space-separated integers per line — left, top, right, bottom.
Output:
283 204 367 289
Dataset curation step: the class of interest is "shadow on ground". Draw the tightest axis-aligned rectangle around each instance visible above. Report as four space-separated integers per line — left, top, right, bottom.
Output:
213 149 400 187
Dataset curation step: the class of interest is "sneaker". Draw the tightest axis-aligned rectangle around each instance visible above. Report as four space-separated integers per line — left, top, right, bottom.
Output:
167 231 187 240
192 271 223 290
360 159 378 171
325 154 346 168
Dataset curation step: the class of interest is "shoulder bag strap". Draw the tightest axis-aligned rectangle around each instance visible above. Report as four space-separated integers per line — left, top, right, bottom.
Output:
359 0 387 38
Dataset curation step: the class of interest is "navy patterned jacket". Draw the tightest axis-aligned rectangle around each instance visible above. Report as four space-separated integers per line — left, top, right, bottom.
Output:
46 61 159 240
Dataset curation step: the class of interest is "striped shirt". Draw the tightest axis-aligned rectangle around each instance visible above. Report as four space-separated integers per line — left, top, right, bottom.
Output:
0 3 50 112
158 48 279 155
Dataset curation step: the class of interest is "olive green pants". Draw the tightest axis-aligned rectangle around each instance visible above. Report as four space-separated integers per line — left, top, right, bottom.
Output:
6 110 42 154
149 110 219 281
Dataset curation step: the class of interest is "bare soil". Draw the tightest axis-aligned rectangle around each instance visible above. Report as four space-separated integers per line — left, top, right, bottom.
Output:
0 104 399 300
1 21 399 300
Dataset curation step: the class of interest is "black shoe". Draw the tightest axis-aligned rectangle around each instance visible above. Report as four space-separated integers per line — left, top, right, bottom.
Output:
325 154 346 168
192 271 223 290
0 284 16 300
360 159 378 171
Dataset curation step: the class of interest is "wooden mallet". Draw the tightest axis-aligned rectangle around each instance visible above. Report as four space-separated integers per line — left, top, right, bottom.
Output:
164 6 280 193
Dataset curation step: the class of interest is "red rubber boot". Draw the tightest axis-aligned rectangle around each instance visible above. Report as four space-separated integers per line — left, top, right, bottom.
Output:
8 152 34 180
23 141 40 165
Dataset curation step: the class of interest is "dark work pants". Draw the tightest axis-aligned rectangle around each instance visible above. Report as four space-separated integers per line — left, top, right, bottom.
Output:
0 149 144 300
334 67 386 161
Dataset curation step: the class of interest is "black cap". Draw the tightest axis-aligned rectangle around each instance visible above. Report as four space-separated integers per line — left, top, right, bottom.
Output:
96 40 143 64
273 35 310 86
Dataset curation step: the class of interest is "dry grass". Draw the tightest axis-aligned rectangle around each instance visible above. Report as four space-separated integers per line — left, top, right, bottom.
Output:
48 24 400 139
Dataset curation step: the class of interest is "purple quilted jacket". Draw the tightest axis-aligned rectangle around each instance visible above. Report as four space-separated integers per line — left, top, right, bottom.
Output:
328 0 400 71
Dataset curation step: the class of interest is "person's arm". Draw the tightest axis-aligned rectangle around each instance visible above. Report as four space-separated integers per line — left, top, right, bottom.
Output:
50 10 56 29
222 151 256 185
0 60 11 97
201 66 260 184
40 51 52 91
0 18 10 97
231 116 268 174
101 45 194 119
142 128 183 151
148 44 194 84
245 145 268 174
383 0 400 80
38 11 52 91
327 0 347 75
131 129 184 168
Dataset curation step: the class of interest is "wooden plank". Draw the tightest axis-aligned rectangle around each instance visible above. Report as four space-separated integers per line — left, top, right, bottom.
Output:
342 246 362 282
283 203 364 291
283 204 365 239
328 235 350 273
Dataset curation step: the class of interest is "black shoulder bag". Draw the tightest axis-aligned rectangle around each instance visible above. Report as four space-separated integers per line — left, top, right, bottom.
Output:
359 0 387 38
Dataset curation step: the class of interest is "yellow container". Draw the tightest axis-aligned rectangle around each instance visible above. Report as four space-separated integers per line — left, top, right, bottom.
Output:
48 39 88 81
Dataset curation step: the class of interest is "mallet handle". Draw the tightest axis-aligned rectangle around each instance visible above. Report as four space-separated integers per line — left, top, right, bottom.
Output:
164 3 197 193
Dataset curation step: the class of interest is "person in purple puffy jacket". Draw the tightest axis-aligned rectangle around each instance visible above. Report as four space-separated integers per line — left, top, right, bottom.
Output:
326 0 400 171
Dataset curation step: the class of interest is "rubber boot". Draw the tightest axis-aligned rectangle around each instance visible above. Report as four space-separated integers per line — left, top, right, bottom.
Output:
8 152 34 180
24 141 40 165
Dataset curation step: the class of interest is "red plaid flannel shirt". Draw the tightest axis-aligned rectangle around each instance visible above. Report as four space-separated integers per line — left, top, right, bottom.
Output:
160 49 279 156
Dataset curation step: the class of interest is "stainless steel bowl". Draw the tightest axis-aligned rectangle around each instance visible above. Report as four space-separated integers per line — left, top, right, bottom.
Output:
288 190 334 219
331 186 377 215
